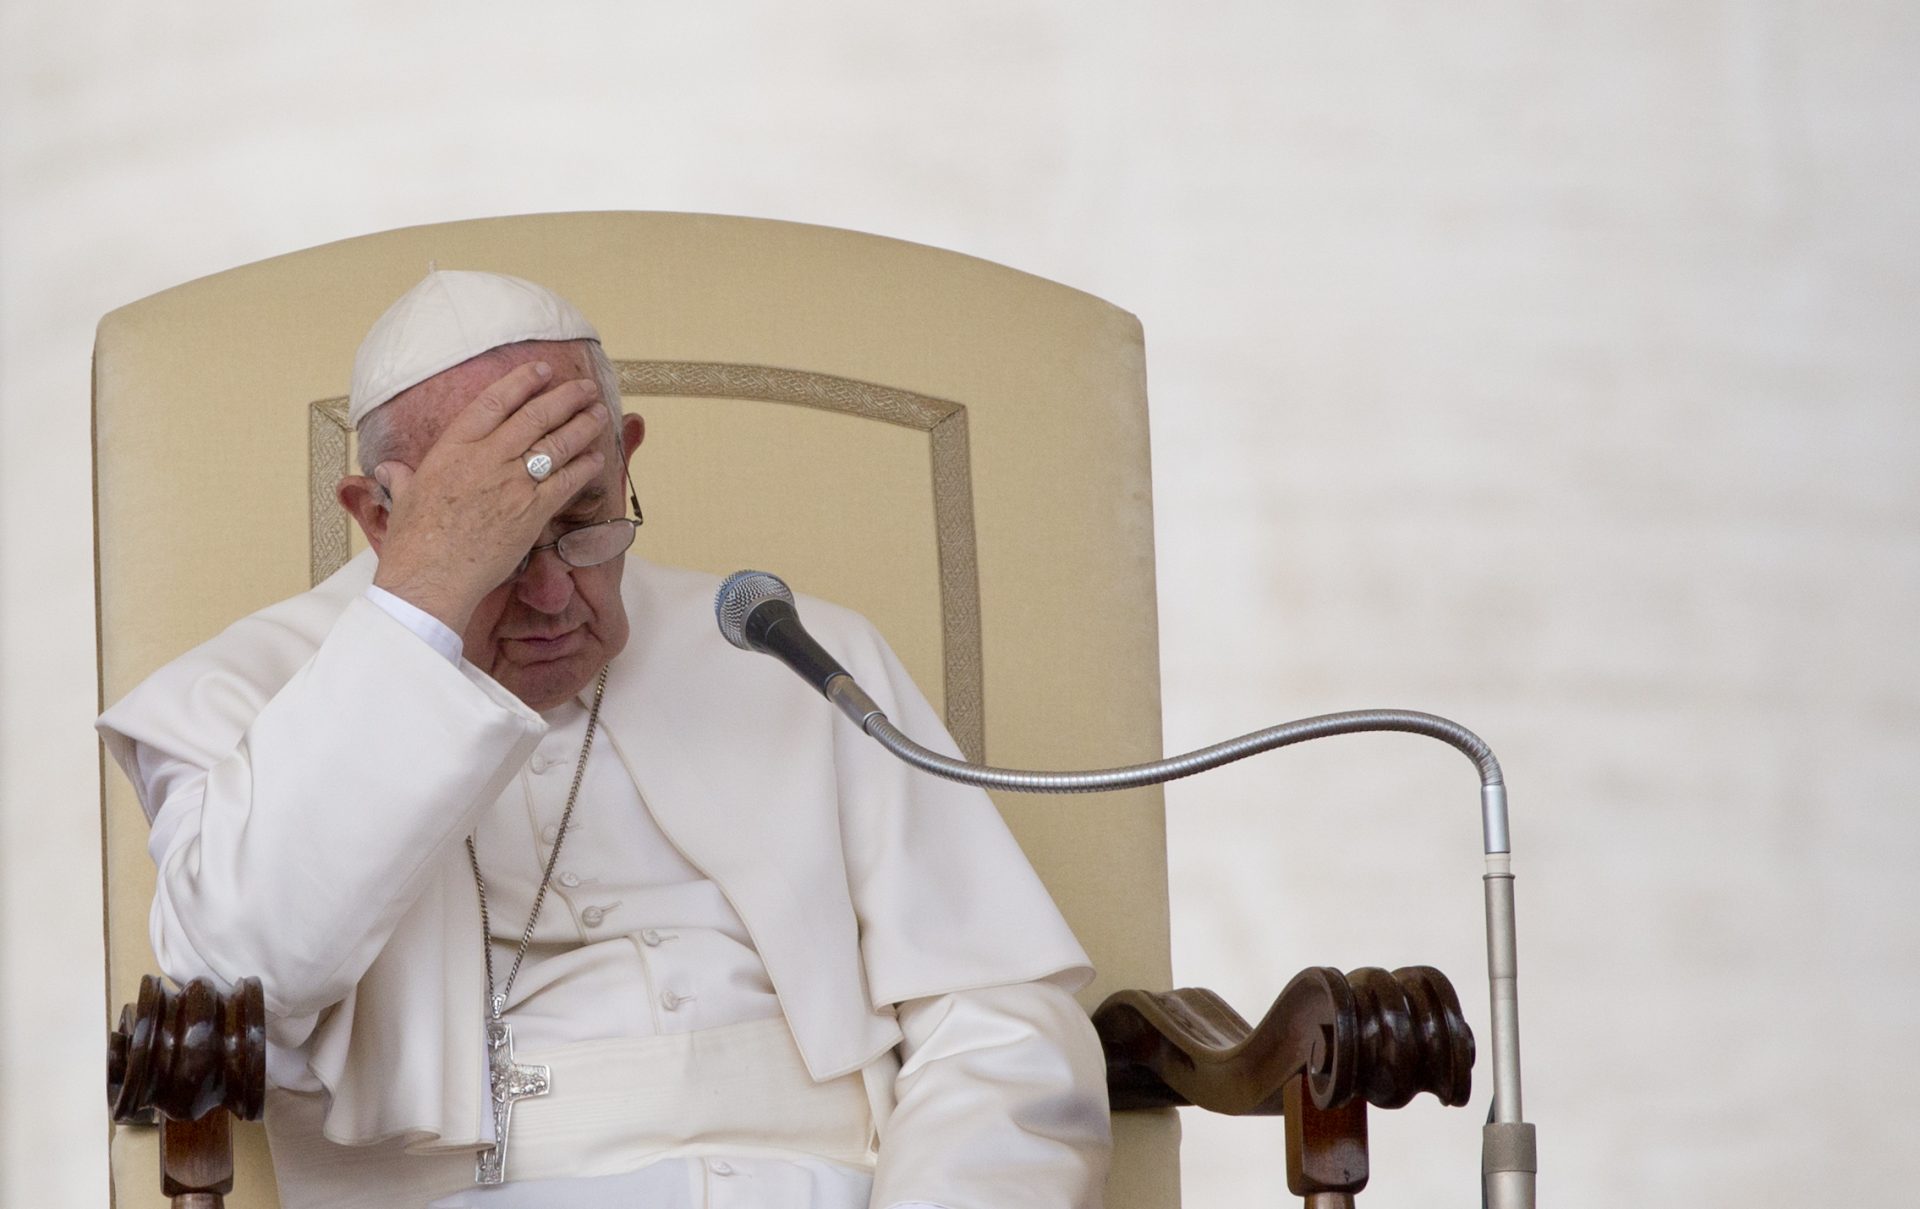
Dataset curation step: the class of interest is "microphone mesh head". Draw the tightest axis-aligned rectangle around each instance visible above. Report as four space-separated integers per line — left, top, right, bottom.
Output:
715 570 795 650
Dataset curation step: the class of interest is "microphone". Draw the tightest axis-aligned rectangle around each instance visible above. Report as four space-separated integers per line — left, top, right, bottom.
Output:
713 570 856 695
713 568 1537 1209
718 568 904 721
715 571 888 729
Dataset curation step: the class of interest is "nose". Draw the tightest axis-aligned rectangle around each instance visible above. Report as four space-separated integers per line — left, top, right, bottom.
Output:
513 548 578 615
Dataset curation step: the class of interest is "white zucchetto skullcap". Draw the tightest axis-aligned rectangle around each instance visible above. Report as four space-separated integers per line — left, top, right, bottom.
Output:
348 269 601 426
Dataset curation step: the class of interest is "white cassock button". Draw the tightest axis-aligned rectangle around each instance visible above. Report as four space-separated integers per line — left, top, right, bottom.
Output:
661 990 685 1011
540 824 560 844
640 929 663 946
529 754 550 774
709 1160 734 1176
559 872 581 888
581 906 606 927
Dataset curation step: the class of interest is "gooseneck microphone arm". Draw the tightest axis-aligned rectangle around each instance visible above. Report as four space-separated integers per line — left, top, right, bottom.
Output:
842 685 1536 1208
715 570 1538 1209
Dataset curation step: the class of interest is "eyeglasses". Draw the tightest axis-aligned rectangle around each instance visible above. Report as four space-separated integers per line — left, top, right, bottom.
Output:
510 465 646 579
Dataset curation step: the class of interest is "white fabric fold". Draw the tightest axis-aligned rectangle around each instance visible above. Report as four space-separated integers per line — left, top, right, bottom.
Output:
873 978 1111 1209
269 1017 875 1207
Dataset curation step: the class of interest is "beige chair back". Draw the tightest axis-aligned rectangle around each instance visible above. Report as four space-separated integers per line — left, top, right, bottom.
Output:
95 212 1176 1207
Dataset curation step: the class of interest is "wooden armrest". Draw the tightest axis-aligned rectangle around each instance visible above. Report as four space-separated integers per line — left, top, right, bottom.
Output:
1095 965 1474 1205
108 976 266 1209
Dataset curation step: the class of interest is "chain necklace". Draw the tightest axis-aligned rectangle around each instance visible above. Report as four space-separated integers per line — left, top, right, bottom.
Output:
464 663 609 1186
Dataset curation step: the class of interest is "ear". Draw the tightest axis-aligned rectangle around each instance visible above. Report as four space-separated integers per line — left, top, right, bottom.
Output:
620 413 645 460
336 475 391 555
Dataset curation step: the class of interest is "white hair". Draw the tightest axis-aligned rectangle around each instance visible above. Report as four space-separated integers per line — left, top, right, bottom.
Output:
356 340 624 476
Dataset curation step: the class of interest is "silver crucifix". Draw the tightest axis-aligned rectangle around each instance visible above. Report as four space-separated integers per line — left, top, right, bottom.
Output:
476 1015 550 1185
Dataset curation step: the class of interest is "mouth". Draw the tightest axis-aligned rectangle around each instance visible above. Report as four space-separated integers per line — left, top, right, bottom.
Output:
503 626 586 662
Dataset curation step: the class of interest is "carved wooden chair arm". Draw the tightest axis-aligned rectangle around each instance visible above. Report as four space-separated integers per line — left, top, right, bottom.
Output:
1095 965 1475 1205
108 975 266 1209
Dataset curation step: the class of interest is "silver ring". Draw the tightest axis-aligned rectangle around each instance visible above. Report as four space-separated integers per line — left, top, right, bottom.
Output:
524 451 554 482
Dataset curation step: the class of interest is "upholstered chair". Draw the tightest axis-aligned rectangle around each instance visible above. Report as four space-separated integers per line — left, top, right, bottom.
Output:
96 213 1473 1208
95 212 1177 1207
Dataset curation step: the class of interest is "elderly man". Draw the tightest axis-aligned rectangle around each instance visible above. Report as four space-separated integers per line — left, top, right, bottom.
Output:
98 271 1110 1209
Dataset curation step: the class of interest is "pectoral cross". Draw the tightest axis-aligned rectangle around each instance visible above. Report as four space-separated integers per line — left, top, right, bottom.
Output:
476 1014 549 1185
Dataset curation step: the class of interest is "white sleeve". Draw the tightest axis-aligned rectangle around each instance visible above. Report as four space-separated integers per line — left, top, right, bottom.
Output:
870 976 1112 1209
364 584 464 665
133 597 545 1051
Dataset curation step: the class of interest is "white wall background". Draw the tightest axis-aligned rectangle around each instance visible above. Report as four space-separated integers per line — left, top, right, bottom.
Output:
4 3 1916 1205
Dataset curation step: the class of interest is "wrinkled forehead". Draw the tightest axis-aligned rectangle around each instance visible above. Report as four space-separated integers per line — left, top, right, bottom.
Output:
385 339 597 446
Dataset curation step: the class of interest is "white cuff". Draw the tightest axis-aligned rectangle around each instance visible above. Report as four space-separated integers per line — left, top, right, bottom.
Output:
365 585 463 665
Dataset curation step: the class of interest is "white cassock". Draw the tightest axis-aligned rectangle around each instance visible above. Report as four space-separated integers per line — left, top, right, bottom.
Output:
98 552 1111 1209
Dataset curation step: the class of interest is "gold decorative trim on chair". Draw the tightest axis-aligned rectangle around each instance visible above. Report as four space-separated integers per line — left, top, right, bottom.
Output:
309 399 354 587
307 361 985 760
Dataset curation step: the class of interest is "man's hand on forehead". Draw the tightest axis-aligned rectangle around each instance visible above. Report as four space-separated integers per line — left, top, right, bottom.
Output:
439 360 605 455
363 360 611 634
